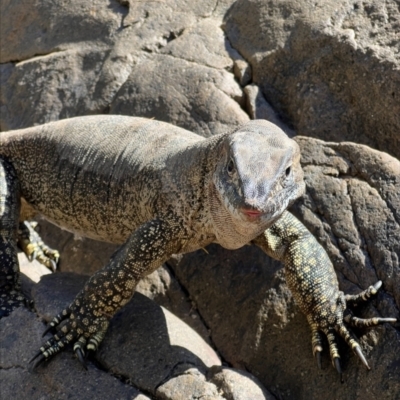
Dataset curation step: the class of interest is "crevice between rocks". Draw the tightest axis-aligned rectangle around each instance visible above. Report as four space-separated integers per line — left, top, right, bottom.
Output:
0 365 26 371
210 0 220 18
1 48 68 66
154 360 200 391
89 356 157 400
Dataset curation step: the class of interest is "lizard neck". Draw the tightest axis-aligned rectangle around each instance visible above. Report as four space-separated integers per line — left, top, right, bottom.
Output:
207 181 270 250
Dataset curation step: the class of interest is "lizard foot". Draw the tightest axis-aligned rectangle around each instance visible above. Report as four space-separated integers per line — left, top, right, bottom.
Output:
0 288 30 318
29 298 109 369
18 221 59 272
307 281 396 379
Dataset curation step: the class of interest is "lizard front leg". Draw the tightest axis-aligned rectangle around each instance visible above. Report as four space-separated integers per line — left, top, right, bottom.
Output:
253 211 396 377
30 217 184 368
0 158 28 317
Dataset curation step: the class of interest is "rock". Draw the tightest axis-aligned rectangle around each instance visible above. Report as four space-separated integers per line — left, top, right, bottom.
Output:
110 53 249 137
0 47 110 131
169 138 400 399
18 252 51 284
224 0 400 159
156 365 276 400
34 217 118 276
156 369 224 400
1 0 399 397
208 366 276 400
136 264 211 342
159 18 237 71
0 0 243 136
292 137 400 312
0 0 124 64
18 251 51 305
234 59 252 86
0 307 150 400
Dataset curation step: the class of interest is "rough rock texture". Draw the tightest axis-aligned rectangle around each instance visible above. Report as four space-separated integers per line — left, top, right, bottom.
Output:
1 0 400 398
0 0 248 136
208 366 276 400
0 307 151 400
224 0 400 158
109 52 248 136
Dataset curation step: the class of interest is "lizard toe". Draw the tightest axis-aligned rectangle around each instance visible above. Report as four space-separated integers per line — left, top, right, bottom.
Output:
18 221 60 272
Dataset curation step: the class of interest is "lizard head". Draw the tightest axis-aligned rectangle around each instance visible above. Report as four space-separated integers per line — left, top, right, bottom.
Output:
212 120 305 228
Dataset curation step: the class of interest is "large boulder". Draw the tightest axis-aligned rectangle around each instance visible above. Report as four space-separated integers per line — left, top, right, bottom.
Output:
224 0 400 158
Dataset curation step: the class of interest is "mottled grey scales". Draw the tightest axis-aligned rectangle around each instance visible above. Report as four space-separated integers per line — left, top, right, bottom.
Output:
0 115 395 375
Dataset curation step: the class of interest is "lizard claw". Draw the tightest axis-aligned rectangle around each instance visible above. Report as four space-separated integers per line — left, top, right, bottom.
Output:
42 313 65 337
29 349 43 364
345 281 383 305
75 347 88 370
28 251 37 262
29 352 46 370
306 281 396 373
353 345 370 370
49 259 57 273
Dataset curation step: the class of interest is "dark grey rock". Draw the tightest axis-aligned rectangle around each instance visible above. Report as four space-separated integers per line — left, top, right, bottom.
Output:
0 307 150 400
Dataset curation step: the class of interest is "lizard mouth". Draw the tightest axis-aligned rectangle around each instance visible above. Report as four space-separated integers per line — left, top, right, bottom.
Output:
241 209 264 220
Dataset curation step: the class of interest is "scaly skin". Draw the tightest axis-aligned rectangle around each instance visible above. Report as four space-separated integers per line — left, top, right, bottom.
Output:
0 115 395 375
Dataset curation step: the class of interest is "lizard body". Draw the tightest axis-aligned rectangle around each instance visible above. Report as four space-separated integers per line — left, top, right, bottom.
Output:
0 115 395 375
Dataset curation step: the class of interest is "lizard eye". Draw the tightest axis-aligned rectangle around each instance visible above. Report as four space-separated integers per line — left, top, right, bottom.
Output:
227 158 235 176
285 166 291 177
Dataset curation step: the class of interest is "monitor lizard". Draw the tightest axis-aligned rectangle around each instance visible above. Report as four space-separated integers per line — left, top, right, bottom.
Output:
0 115 395 377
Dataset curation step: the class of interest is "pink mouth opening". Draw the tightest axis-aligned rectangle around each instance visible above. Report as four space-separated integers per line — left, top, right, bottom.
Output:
242 209 263 218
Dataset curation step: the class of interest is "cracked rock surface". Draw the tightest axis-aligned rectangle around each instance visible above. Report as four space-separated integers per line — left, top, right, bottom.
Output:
0 0 249 136
1 0 400 399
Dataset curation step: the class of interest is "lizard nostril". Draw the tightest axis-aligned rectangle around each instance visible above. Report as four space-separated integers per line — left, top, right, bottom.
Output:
285 166 291 177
